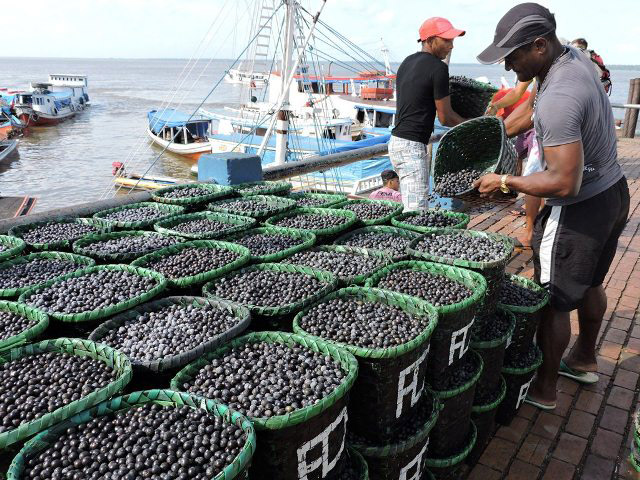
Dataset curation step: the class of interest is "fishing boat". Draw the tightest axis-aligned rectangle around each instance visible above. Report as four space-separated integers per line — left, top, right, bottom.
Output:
0 139 17 163
13 75 89 127
111 162 189 191
147 109 214 162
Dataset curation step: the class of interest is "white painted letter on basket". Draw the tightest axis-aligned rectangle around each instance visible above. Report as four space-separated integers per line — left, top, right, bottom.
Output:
297 408 348 479
396 346 429 418
449 319 474 366
399 441 428 480
516 379 533 410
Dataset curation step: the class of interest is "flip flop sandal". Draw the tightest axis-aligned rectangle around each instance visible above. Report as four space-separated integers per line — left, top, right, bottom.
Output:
558 360 600 384
510 208 526 216
511 237 532 250
524 396 556 411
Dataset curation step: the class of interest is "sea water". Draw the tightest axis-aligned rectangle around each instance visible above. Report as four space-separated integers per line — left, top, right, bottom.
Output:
0 57 638 212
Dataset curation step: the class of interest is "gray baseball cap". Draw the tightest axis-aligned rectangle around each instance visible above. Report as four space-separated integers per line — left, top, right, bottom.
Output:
477 2 556 65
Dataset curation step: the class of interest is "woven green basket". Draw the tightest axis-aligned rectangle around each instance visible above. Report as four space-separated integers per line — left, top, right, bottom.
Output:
333 225 420 261
471 308 517 349
497 274 549 314
433 116 518 196
472 375 507 414
338 199 404 226
18 264 167 323
232 181 292 197
0 251 96 298
224 227 316 263
0 337 132 449
502 345 543 375
365 260 487 314
0 302 49 352
425 421 478 471
131 240 251 288
294 286 438 360
202 263 337 317
92 202 185 230
8 218 108 251
265 207 358 237
208 195 296 220
343 446 369 480
152 183 234 206
7 389 256 480
282 245 393 286
407 229 514 271
0 235 26 262
154 212 257 240
449 76 498 119
287 192 347 208
89 296 251 373
171 331 358 430
391 210 470 234
72 230 185 262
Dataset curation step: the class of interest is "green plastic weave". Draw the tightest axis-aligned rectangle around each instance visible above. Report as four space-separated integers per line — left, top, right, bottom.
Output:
449 76 498 119
0 302 49 352
497 274 549 314
265 207 358 237
293 286 438 359
0 337 132 449
170 331 359 431
433 116 518 195
131 240 251 288
89 296 251 372
0 251 96 298
154 212 256 240
391 210 470 234
424 420 477 468
152 183 234 205
282 245 393 286
502 345 543 375
471 308 517 349
72 230 185 262
8 218 108 251
18 264 167 323
432 350 484 400
349 387 442 457
208 195 296 219
232 181 292 197
92 202 185 229
7 389 255 480
338 199 404 226
224 227 316 263
364 260 487 316
202 262 337 317
472 376 507 413
407 229 514 271
287 192 347 208
333 226 420 261
0 235 26 262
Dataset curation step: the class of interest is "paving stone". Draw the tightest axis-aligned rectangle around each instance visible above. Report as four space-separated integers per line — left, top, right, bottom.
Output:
495 416 530 444
506 459 541 479
517 433 552 467
565 409 596 439
614 368 639 390
600 405 630 432
607 386 635 410
478 437 517 471
605 327 628 344
583 373 611 394
580 454 615 479
467 463 501 480
532 411 563 440
552 433 588 465
591 428 624 460
575 390 604 415
541 458 575 480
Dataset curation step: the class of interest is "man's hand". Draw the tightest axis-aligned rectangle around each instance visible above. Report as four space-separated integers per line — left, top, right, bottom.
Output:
473 173 503 197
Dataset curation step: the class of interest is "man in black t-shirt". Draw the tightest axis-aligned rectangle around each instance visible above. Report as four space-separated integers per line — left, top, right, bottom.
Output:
390 17 467 211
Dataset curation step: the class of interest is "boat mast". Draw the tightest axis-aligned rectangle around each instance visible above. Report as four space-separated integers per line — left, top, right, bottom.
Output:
274 0 296 166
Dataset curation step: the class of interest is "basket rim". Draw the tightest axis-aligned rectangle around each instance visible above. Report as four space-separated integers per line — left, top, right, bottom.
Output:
264 207 358 236
391 210 470 234
471 308 517 348
169 331 359 430
293 286 438 359
432 349 484 399
8 218 107 251
151 183 234 205
154 211 257 239
424 420 478 467
471 375 507 413
92 202 185 229
497 274 550 313
232 180 293 197
0 301 50 352
223 226 317 263
502 344 543 374
72 229 185 262
287 191 347 208
208 194 297 218
338 198 404 227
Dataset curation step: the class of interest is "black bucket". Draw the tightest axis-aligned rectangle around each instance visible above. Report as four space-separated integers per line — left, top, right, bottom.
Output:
429 350 483 457
425 421 477 480
496 345 543 425
467 376 506 466
470 308 516 399
349 388 441 480
498 275 549 356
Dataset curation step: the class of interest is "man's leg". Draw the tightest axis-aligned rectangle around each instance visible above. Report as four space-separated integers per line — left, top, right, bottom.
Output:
517 195 542 248
388 136 429 212
564 285 607 372
527 305 571 405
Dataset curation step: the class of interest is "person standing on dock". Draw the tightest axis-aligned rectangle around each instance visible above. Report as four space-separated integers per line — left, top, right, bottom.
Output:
389 17 467 211
474 2 629 410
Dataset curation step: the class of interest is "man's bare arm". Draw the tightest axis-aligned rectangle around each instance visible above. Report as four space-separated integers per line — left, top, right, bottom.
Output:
435 96 466 127
503 83 537 137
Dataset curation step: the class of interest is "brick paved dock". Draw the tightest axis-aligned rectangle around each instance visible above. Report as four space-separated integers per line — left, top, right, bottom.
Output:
466 136 640 480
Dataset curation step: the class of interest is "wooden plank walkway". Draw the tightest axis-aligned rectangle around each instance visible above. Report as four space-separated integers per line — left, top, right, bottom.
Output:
465 136 640 480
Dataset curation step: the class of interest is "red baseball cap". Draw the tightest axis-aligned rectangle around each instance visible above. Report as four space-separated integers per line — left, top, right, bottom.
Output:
418 17 465 42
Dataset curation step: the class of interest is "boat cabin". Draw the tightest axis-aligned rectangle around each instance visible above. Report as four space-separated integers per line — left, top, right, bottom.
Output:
147 109 212 145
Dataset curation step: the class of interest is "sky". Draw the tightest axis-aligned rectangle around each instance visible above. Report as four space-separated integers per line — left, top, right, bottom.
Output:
3 0 639 65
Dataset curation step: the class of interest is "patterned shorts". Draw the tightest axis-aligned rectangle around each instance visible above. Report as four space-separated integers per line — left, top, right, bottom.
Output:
388 135 430 211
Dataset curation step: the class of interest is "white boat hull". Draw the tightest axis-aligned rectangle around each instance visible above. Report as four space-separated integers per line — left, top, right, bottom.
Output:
146 128 213 162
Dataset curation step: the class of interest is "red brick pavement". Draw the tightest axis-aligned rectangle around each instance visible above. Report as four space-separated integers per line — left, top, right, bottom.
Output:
464 137 640 479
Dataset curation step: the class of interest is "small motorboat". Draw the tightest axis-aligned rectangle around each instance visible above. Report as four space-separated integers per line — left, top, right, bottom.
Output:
0 139 17 163
112 162 191 191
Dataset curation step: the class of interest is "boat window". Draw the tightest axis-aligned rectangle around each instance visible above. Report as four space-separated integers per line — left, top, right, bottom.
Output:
376 112 393 128
322 127 336 139
356 109 365 123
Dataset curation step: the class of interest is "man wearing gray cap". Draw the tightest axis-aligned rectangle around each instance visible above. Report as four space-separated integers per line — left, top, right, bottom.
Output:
473 3 629 410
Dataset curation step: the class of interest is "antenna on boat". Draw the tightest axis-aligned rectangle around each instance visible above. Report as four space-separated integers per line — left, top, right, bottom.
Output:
257 0 327 164
380 38 392 76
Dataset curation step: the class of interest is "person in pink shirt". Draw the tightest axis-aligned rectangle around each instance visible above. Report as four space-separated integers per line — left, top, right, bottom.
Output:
370 170 403 203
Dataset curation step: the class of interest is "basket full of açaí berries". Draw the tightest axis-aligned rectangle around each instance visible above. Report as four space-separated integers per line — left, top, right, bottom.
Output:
0 179 546 480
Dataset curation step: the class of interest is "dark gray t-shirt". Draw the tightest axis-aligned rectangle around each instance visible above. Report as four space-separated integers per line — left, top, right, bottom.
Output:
534 46 622 206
